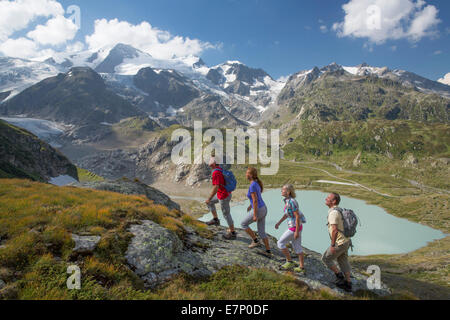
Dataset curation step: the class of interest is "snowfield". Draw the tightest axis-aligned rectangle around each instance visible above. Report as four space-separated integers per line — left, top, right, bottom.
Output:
0 117 69 140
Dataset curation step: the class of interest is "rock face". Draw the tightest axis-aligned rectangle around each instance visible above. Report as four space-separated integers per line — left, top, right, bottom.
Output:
176 95 248 128
76 178 180 211
126 221 391 296
134 67 200 112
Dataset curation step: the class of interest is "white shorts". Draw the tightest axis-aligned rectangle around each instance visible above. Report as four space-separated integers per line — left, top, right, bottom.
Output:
277 229 303 254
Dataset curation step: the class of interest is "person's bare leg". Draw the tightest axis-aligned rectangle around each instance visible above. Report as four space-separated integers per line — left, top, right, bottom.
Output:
245 228 256 240
262 238 270 251
281 248 292 261
211 210 218 220
298 252 305 269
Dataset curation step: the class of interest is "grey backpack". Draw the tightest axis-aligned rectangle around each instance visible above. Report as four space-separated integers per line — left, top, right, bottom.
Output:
335 207 359 238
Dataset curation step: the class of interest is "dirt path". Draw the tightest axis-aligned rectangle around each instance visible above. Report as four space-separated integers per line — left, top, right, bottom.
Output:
289 161 397 198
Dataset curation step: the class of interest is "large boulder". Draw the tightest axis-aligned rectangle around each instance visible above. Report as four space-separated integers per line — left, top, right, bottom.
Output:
125 221 391 296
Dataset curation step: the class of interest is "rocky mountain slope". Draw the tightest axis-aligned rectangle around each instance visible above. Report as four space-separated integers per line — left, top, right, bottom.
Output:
0 57 61 102
0 119 78 182
0 67 145 127
75 131 211 186
273 63 449 124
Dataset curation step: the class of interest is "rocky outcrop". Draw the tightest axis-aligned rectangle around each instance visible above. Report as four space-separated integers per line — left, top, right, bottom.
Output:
72 234 101 253
75 178 180 211
126 221 391 296
405 153 419 166
353 152 362 167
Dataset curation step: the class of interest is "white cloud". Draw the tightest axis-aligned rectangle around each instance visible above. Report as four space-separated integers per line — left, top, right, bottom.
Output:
333 0 441 44
0 0 64 41
85 18 217 60
437 73 450 86
0 37 38 59
407 4 440 41
66 41 85 53
27 15 79 46
320 25 328 33
433 50 442 55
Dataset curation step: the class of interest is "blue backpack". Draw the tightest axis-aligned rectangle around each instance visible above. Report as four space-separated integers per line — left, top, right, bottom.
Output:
213 168 237 193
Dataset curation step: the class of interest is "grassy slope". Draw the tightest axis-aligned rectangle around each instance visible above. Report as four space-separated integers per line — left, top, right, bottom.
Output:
0 179 340 300
0 119 78 182
280 120 450 189
76 168 105 183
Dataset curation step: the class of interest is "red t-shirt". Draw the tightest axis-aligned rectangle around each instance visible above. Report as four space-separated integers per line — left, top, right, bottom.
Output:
212 167 230 200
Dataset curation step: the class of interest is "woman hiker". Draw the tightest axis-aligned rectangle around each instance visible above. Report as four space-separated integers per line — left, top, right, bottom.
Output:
275 184 306 274
241 167 272 256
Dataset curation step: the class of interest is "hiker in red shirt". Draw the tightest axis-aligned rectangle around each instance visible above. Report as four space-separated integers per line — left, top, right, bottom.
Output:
205 157 236 240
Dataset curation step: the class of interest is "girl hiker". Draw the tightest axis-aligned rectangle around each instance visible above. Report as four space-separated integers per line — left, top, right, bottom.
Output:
241 167 272 256
275 184 306 274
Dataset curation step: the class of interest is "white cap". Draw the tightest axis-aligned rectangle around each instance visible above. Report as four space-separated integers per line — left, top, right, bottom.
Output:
209 157 216 166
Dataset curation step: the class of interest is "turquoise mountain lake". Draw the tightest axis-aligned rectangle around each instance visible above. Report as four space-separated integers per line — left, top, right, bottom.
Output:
200 189 446 256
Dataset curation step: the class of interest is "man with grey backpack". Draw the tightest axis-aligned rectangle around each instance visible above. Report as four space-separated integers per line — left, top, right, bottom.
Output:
322 193 359 293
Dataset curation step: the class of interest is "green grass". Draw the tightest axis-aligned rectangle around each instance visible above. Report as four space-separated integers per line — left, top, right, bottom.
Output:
0 178 190 299
153 265 341 300
76 167 105 183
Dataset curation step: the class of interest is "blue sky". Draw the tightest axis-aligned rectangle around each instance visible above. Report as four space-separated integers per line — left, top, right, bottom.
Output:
2 0 450 81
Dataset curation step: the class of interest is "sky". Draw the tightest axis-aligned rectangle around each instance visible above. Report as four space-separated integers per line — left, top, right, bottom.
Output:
1 0 449 82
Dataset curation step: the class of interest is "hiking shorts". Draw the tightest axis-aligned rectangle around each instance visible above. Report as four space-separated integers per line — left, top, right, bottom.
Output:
322 241 351 274
277 229 303 254
208 194 233 227
241 205 268 239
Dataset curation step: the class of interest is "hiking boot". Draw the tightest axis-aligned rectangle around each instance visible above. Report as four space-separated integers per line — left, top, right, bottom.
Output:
294 267 306 275
281 261 296 270
262 250 273 258
206 218 220 226
336 280 353 293
248 240 260 248
222 231 237 240
335 272 345 283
